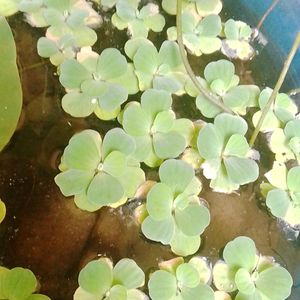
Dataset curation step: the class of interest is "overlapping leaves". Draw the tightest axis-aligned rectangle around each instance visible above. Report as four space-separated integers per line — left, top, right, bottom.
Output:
148 257 214 300
0 267 50 300
197 113 259 193
262 162 300 227
213 236 293 300
186 60 259 118
141 159 210 256
120 89 194 167
74 258 147 300
55 128 145 211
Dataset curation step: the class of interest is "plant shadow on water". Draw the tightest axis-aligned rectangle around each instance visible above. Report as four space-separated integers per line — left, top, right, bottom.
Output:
0 3 300 300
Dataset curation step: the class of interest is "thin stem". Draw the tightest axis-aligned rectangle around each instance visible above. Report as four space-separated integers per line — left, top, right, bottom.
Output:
249 31 300 147
256 0 280 32
176 0 234 114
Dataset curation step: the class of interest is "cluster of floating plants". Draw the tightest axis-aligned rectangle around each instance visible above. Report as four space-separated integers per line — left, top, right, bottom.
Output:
0 0 300 298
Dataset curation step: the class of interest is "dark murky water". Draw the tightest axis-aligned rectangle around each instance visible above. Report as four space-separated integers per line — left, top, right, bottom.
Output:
0 6 300 300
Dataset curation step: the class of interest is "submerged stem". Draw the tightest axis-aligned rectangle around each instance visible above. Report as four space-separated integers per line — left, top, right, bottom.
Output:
249 31 300 147
256 0 280 32
176 0 234 114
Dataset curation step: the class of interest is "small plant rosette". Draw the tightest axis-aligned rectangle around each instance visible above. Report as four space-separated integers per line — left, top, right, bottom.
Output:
141 159 210 256
148 256 215 300
55 128 145 212
74 257 148 300
197 113 259 193
212 236 293 300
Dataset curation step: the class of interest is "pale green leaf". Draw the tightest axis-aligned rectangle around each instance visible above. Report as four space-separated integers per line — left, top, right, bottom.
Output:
26 295 51 300
213 261 236 292
103 151 126 178
188 257 211 284
152 111 175 133
124 38 153 60
235 268 255 295
0 0 19 16
287 166 300 192
180 283 215 300
158 41 182 69
176 263 200 289
266 189 290 218
107 285 126 300
74 193 103 212
133 44 158 74
223 134 250 157
144 13 165 32
196 94 223 118
99 83 128 111
37 37 58 57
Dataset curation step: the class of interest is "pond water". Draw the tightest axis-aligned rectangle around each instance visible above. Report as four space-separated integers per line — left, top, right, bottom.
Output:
0 2 300 300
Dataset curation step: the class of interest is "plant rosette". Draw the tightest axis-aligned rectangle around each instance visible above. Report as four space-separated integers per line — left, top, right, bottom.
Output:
141 159 210 256
162 0 222 17
74 258 148 300
262 162 300 227
59 47 138 120
111 1 165 38
197 113 259 193
120 89 194 167
221 19 254 60
213 236 293 300
167 13 222 56
127 39 188 94
252 87 298 133
55 128 145 212
185 59 260 118
269 118 300 163
148 256 214 300
0 267 50 300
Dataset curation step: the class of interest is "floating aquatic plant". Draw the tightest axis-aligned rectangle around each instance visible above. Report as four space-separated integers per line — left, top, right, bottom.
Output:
262 162 300 227
148 256 214 300
252 87 298 132
120 89 194 167
111 1 165 38
141 159 210 256
213 236 293 300
0 267 50 300
59 47 136 120
186 59 260 118
74 258 147 300
129 40 187 94
197 113 259 193
55 128 145 211
221 19 254 60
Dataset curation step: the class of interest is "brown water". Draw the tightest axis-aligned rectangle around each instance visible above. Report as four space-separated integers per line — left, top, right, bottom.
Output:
0 11 300 300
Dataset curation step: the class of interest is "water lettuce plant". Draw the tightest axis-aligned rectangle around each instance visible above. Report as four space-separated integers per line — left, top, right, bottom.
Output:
74 257 147 300
0 17 22 151
197 113 259 193
0 267 50 300
213 236 293 300
141 159 210 256
185 59 259 118
111 1 165 38
252 87 298 132
148 256 214 300
262 162 300 227
59 47 134 120
120 89 194 167
55 128 145 211
269 118 300 163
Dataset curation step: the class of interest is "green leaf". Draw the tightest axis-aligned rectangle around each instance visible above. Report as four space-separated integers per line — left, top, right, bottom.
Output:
99 83 128 111
212 261 237 292
180 283 215 300
152 111 175 133
134 44 158 74
107 285 127 300
0 198 5 223
146 183 173 221
287 166 300 192
141 216 175 244
96 48 127 80
0 0 19 16
264 162 287 190
188 257 211 284
122 103 151 136
223 236 257 271
159 159 194 194
197 124 223 159
148 270 177 300
158 41 182 69
256 266 293 300
62 92 96 117
74 193 103 212
79 259 113 296
198 14 222 36
144 13 165 33
103 151 126 178
266 189 290 218
196 0 222 15
63 130 101 170
54 169 94 197
153 131 186 159
0 17 22 151
37 37 58 57
224 157 259 185
113 258 145 289
196 94 223 118
73 26 98 48
74 287 98 300
235 268 255 295
124 38 153 60
60 59 92 89
176 263 200 288
223 134 250 157
87 173 124 207
81 79 107 97
26 295 51 300
126 289 148 300
175 202 210 236
3 267 37 300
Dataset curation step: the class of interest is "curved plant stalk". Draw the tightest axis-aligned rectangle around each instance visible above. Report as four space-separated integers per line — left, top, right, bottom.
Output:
176 0 234 114
288 87 300 96
249 31 300 147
